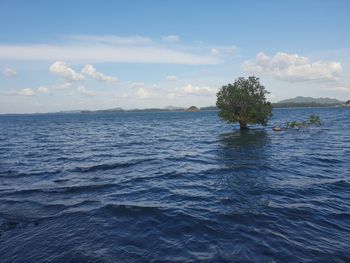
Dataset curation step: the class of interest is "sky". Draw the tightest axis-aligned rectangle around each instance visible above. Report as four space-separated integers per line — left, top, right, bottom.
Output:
0 0 350 113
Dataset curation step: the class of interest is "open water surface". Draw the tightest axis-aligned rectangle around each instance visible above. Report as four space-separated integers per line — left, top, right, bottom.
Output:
0 108 349 262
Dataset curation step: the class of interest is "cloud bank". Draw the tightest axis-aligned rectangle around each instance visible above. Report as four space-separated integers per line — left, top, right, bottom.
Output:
243 52 342 82
177 84 216 95
0 45 218 65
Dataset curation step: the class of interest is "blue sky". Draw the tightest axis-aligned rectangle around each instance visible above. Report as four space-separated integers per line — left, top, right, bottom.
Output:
0 0 349 113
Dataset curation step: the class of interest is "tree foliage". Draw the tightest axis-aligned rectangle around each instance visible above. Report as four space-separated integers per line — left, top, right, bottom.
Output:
216 76 272 130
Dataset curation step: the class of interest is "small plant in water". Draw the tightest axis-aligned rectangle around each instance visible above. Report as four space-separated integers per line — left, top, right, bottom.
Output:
275 115 322 131
286 121 304 129
308 115 321 125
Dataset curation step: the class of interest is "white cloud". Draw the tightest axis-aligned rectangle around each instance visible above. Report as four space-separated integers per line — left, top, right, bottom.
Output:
166 75 177 81
18 88 35 96
1 88 35 97
77 86 96 96
243 52 342 82
177 84 216 95
162 35 180 42
1 83 71 97
136 87 152 99
37 87 50 94
81 64 117 82
0 44 218 65
49 61 84 81
36 82 73 92
2 67 17 77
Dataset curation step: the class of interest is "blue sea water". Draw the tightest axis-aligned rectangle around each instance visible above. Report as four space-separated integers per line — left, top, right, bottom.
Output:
0 108 349 262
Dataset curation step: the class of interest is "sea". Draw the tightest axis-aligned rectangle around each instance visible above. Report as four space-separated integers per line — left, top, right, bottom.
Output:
0 108 349 262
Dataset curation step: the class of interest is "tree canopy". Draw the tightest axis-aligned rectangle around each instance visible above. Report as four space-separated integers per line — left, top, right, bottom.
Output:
216 76 272 130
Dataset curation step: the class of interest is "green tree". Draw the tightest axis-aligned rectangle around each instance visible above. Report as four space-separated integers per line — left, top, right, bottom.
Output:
216 76 272 130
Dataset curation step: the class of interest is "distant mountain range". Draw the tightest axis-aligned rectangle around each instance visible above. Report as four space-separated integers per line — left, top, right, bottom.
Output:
277 96 343 104
273 96 346 108
14 96 346 115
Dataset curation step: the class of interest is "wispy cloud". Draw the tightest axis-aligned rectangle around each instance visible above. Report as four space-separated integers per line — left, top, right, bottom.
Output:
131 82 145 89
77 86 96 96
68 35 153 45
324 82 350 93
162 35 180 43
0 83 74 97
135 87 152 99
52 82 73 90
176 84 216 95
0 44 218 65
211 48 219 56
38 82 73 92
2 67 18 77
37 86 50 94
1 88 35 97
0 35 237 65
243 52 342 82
166 75 177 81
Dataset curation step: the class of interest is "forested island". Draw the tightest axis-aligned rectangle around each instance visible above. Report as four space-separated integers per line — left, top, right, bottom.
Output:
272 96 345 108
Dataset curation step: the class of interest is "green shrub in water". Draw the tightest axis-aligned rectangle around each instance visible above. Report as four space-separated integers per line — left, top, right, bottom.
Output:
285 115 321 129
308 115 321 125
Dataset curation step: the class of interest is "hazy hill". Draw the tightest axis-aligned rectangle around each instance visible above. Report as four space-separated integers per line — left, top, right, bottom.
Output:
200 106 218 111
185 106 200 112
74 96 348 114
164 106 184 110
277 96 343 104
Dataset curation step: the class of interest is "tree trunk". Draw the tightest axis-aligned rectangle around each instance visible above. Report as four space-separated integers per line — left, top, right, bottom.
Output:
239 121 248 130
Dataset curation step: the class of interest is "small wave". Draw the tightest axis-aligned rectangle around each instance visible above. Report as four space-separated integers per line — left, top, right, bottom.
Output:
120 170 181 185
311 156 343 164
99 203 165 216
0 215 39 237
0 169 62 178
71 158 156 173
53 178 70 183
307 178 350 188
6 183 118 196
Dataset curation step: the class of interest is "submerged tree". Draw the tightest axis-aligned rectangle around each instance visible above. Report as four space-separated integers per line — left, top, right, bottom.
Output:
216 76 272 130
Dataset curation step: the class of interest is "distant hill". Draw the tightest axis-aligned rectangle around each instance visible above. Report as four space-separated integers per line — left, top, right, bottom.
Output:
200 106 218 111
81 107 124 113
164 106 184 110
63 96 348 114
273 96 345 108
81 106 185 113
185 106 200 112
277 96 343 104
